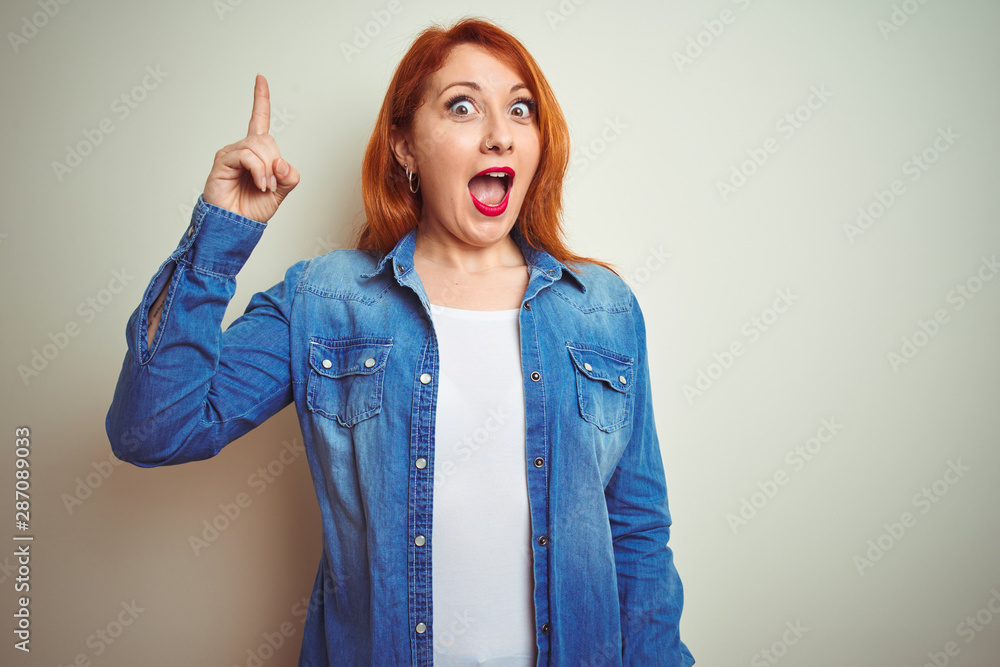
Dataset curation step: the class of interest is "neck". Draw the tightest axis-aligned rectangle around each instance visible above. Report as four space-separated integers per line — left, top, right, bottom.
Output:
414 224 525 274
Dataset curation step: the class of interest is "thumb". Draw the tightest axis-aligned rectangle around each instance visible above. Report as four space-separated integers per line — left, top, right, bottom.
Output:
273 157 300 195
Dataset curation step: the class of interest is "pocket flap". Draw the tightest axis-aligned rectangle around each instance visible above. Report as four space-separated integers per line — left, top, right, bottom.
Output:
309 337 392 379
566 343 634 394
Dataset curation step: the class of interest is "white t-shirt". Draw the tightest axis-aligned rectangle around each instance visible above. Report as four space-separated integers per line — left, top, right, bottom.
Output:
429 303 537 666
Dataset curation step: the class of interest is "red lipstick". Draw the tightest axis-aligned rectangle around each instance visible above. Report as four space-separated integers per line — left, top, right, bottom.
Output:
468 166 514 217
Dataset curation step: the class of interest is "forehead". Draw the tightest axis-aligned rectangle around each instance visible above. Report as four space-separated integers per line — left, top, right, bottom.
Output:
429 43 523 93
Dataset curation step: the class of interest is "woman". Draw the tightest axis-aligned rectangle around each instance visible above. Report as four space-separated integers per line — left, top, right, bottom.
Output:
107 17 694 667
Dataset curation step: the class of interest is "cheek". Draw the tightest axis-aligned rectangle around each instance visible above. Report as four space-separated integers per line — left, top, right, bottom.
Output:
416 121 481 162
520 155 541 192
522 130 542 176
415 125 451 158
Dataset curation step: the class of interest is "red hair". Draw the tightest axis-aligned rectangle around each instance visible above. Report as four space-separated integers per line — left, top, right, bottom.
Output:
351 16 620 277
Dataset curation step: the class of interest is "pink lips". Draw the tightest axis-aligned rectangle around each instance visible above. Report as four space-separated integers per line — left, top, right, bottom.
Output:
468 166 514 217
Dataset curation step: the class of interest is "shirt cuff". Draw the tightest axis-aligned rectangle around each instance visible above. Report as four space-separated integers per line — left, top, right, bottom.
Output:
176 195 267 278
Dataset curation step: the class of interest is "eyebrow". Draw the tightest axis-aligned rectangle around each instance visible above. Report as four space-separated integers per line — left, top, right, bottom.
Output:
439 81 529 97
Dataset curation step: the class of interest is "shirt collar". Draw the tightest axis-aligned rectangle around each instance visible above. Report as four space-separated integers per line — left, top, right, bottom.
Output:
361 225 587 294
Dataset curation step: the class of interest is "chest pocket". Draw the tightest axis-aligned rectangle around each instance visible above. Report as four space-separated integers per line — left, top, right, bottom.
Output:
566 342 635 433
307 336 392 427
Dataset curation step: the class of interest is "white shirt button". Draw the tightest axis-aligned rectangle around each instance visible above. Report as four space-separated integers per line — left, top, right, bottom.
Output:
415 622 427 634
419 372 431 384
414 535 426 546
415 457 427 469
322 359 332 369
619 375 627 385
584 362 593 372
187 225 195 238
364 357 376 368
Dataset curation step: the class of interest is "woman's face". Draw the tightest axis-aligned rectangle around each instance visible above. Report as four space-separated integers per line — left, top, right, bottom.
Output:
392 43 541 252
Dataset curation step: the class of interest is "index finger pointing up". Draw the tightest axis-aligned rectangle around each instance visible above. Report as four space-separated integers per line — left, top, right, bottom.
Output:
247 73 270 135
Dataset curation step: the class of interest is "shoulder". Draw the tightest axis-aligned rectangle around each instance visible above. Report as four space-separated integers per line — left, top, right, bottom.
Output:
296 248 387 298
552 260 635 315
303 247 381 273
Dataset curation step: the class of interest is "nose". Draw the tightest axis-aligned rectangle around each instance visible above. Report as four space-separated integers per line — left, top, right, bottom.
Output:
483 116 514 154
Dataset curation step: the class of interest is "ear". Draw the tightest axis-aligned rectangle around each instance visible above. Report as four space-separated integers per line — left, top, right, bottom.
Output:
389 124 416 172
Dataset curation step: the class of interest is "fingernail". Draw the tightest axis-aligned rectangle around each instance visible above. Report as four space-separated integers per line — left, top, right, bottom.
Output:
270 175 277 192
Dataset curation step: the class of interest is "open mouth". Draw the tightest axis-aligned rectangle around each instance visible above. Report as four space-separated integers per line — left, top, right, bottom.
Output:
468 168 513 209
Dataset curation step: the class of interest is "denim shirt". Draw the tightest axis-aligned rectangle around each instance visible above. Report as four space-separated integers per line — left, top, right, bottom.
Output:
106 196 694 667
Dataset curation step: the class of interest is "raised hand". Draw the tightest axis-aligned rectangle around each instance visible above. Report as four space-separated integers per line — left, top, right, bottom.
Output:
202 74 300 223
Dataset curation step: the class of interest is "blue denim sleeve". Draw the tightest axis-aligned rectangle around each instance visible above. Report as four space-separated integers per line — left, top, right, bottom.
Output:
105 195 305 467
605 292 695 666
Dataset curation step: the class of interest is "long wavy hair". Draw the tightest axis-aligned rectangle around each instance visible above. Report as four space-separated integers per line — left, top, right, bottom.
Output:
350 16 620 277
